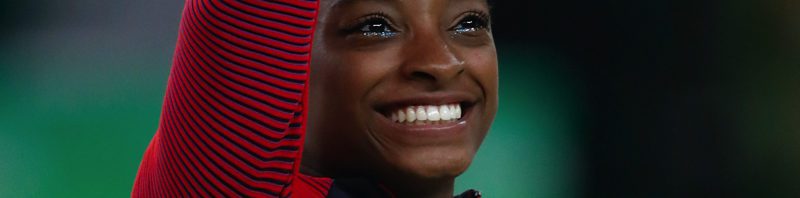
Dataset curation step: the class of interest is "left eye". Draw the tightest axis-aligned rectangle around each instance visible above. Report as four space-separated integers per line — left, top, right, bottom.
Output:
453 15 489 34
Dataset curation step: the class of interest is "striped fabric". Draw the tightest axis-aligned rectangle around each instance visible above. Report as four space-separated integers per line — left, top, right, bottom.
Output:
131 0 331 197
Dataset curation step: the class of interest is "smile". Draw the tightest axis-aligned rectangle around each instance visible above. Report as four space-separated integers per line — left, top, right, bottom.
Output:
387 103 463 124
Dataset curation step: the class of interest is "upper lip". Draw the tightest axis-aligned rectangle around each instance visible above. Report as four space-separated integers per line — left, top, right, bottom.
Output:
373 91 478 114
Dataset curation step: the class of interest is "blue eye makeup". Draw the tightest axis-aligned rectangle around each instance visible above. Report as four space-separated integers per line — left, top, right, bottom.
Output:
345 13 399 38
451 10 491 35
341 9 491 41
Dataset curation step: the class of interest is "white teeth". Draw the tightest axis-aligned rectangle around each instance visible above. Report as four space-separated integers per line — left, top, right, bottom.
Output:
406 107 416 122
397 109 406 122
427 105 440 121
453 104 461 119
416 106 427 121
390 103 462 124
453 105 461 119
440 105 451 120
451 105 458 119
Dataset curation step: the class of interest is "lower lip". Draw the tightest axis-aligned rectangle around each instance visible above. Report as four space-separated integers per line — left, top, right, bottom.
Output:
373 106 472 141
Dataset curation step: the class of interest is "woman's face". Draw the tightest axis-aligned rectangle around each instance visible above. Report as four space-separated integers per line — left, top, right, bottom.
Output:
306 0 497 182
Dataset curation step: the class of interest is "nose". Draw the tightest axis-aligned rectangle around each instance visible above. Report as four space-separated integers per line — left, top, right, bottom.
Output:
400 31 464 86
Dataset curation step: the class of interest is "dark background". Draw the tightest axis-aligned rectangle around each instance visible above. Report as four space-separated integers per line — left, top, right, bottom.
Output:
490 0 799 197
1 0 798 197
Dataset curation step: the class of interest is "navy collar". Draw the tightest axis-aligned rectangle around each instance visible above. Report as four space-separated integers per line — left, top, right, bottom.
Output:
326 178 481 198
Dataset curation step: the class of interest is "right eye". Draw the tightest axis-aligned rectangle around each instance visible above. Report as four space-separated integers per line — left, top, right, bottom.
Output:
349 14 399 38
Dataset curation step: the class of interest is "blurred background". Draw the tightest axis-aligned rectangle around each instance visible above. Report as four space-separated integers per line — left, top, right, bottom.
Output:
0 0 797 197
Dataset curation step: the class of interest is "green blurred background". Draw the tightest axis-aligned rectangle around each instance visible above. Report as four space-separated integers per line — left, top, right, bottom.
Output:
0 0 798 197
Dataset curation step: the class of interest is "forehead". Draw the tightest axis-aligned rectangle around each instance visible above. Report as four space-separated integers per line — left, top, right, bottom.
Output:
323 0 489 9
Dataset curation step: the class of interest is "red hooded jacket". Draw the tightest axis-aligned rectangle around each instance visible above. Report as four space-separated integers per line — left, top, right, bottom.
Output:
132 1 481 197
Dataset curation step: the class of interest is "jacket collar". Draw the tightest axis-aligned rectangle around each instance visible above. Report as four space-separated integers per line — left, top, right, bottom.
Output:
326 178 481 198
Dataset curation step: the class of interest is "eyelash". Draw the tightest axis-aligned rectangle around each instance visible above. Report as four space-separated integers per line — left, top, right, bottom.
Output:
451 11 491 34
344 10 491 38
344 13 399 39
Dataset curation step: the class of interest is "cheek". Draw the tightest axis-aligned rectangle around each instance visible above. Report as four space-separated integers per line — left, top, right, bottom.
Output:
334 50 402 101
466 47 499 98
464 47 498 128
314 49 402 122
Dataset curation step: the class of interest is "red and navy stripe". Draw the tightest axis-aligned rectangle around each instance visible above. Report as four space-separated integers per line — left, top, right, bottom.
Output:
132 0 331 197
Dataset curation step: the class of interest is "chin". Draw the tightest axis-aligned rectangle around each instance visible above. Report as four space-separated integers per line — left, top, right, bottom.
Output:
381 143 477 181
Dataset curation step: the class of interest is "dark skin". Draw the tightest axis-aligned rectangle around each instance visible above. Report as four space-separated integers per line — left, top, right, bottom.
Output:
303 0 498 197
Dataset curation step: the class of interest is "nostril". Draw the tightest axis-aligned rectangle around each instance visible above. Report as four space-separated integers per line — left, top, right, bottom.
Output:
410 71 436 82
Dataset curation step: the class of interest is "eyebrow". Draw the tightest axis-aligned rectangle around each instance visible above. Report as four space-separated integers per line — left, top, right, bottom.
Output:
331 0 489 9
331 0 392 9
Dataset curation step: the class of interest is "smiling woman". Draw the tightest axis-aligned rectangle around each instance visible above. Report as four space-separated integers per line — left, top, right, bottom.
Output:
132 0 497 197
304 0 497 197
